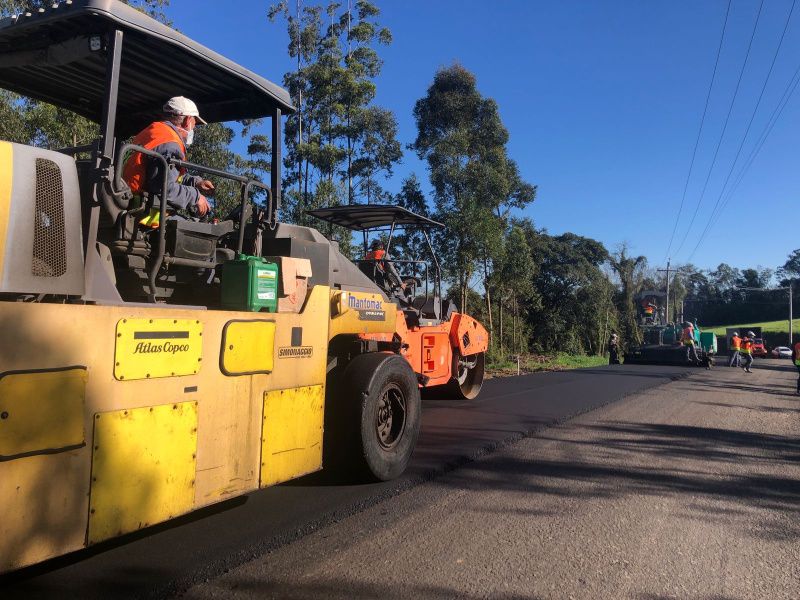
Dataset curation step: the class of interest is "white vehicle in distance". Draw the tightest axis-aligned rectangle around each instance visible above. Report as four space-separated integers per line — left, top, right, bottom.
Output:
770 346 792 359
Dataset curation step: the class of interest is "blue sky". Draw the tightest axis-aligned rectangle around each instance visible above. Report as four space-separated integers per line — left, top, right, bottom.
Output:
170 0 800 274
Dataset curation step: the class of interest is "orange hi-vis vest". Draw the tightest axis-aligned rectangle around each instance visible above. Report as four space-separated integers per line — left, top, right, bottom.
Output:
122 121 186 194
681 326 694 345
366 248 386 270
730 335 741 350
740 338 753 354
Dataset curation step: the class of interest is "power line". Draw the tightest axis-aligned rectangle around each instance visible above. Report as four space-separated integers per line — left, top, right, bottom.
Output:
687 48 800 262
685 0 796 260
663 0 732 263
721 63 800 207
673 0 765 257
685 72 800 261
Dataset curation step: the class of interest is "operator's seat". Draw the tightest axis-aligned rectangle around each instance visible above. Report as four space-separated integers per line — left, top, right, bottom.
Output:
412 295 440 320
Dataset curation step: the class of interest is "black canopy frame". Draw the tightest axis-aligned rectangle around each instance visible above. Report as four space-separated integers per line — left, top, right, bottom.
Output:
0 0 294 301
307 204 444 317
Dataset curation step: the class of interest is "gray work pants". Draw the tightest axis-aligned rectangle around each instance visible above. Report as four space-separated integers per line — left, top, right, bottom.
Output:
741 353 753 370
685 342 700 363
728 349 740 367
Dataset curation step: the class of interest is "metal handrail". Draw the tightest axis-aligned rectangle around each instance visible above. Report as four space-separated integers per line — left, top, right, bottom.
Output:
358 257 433 317
112 143 274 301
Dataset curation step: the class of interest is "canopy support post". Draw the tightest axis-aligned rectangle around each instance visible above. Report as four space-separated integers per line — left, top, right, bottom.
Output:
271 106 282 223
85 28 123 301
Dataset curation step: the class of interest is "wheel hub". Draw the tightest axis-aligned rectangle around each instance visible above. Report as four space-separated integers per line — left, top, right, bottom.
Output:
375 384 406 449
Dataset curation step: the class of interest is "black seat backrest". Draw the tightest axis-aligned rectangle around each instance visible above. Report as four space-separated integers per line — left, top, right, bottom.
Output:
413 295 440 320
166 219 235 263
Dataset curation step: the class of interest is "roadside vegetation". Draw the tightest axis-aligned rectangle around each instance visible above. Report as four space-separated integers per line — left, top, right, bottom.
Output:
5 0 800 365
487 353 608 378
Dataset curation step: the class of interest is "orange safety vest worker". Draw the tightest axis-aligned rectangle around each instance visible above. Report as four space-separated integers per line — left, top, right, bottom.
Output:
681 326 694 345
122 121 193 227
123 121 187 194
740 338 752 355
365 248 386 270
730 335 741 350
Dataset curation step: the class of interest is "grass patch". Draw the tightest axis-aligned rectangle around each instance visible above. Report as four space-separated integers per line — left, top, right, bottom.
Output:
487 352 607 378
705 319 798 345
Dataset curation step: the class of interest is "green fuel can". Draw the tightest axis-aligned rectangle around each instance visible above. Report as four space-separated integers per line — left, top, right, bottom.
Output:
221 254 279 312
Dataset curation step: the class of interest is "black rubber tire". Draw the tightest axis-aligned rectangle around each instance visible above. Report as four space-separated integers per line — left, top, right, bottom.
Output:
325 353 421 482
423 351 485 400
445 351 485 399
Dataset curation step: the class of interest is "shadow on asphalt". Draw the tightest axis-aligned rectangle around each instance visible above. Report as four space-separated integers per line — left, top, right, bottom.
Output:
691 377 797 398
694 401 800 415
189 575 544 600
739 361 796 373
442 368 800 540
436 418 800 542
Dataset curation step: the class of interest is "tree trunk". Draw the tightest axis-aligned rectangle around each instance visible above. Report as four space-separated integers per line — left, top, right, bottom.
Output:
499 290 504 353
483 256 493 348
512 294 517 354
303 159 310 210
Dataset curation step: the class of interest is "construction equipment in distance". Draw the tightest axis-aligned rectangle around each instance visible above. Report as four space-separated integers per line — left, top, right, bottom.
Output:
307 205 488 400
624 321 716 367
0 0 482 574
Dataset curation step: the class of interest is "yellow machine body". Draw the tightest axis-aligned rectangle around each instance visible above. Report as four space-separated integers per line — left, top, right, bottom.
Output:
0 285 397 572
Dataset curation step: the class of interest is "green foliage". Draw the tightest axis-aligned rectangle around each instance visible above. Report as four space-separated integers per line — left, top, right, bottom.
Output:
609 246 646 346
524 229 615 355
486 352 608 375
0 0 265 219
269 0 400 220
0 0 169 18
411 64 536 324
0 0 172 151
391 174 430 264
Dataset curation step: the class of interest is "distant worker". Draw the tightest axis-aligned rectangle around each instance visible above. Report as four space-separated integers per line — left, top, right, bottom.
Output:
728 331 741 367
122 96 214 227
739 331 754 373
681 321 700 364
608 333 621 365
365 239 404 292
792 340 800 394
642 301 656 323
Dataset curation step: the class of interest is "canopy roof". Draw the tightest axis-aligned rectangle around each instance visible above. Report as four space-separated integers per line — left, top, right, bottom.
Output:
307 205 443 231
0 0 293 136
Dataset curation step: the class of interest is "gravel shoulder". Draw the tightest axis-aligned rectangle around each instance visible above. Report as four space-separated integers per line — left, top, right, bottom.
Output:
184 362 800 600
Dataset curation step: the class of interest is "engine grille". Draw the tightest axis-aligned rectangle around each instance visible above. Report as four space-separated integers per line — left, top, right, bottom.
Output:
32 158 67 277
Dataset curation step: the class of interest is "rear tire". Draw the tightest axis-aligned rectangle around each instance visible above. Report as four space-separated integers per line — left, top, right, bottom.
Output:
448 351 485 399
325 353 421 482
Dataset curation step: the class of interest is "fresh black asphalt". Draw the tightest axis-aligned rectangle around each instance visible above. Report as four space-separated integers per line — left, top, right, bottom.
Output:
1 363 688 599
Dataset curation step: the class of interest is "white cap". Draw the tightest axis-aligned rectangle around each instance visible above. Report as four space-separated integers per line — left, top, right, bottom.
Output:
163 96 207 124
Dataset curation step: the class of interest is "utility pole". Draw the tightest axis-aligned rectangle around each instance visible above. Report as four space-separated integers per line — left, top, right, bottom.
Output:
790 282 793 346
296 0 302 201
658 259 675 323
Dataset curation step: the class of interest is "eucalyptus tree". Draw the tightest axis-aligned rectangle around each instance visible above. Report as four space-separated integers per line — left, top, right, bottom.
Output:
412 64 536 319
269 0 400 217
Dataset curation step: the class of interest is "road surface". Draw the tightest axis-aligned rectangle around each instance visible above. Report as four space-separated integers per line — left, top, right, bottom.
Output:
2 364 688 599
180 361 799 600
